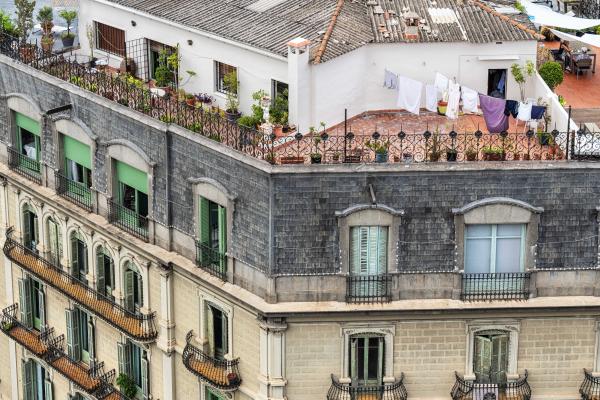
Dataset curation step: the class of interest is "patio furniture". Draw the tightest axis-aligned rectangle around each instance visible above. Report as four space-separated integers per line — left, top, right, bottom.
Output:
573 53 595 78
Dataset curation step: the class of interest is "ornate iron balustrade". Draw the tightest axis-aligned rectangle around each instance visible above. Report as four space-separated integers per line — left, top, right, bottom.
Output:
346 274 392 303
5 32 600 166
451 371 531 400
182 330 242 392
580 368 600 400
3 228 157 342
0 304 123 398
55 171 93 211
461 272 531 301
327 374 408 400
107 199 149 242
8 147 41 184
195 241 227 280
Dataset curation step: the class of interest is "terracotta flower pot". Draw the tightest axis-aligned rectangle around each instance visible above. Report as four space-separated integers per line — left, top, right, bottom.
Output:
272 124 284 137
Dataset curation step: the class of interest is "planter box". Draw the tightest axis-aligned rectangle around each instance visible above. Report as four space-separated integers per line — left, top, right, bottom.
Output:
280 156 305 165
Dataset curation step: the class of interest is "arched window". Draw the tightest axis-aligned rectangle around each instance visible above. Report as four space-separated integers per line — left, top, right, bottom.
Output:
123 262 143 313
22 204 39 251
96 246 115 300
70 232 88 285
46 217 62 265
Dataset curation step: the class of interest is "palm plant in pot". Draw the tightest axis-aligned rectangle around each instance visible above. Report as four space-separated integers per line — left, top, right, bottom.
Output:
365 139 389 163
223 69 240 122
0 11 17 48
15 0 36 62
58 9 76 47
37 6 53 35
310 137 322 164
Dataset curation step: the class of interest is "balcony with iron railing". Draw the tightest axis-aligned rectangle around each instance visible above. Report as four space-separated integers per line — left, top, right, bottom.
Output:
326 374 408 400
3 228 157 342
461 272 531 301
451 371 531 400
8 147 41 184
195 242 227 280
346 273 392 303
580 368 600 400
55 171 93 212
182 330 242 392
0 304 124 398
107 199 149 242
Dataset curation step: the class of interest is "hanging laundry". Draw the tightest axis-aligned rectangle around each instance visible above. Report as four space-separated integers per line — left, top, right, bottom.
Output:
479 94 509 133
445 82 461 120
461 86 479 114
504 100 519 118
397 76 423 115
531 105 546 120
517 101 532 121
425 84 437 112
383 69 398 89
434 72 449 98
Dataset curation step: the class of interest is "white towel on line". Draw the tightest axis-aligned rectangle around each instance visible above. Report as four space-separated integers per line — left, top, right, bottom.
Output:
517 101 532 121
425 84 438 112
434 72 449 99
396 75 423 115
461 86 479 114
445 82 461 120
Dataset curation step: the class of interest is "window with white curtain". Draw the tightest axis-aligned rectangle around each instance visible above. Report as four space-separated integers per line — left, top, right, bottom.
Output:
465 224 525 274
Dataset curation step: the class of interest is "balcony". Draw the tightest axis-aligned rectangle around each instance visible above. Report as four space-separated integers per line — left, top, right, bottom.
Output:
0 304 122 398
326 374 408 400
107 200 149 242
8 147 41 184
346 274 392 303
3 228 157 342
451 371 531 400
195 242 227 280
580 368 600 400
55 171 93 212
461 272 531 301
182 330 242 392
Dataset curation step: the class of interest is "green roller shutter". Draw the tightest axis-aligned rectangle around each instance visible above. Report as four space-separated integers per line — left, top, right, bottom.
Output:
63 136 91 169
15 113 40 136
116 161 147 194
199 197 210 244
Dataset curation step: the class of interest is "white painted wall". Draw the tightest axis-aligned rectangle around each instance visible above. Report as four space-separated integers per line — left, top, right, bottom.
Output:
77 0 538 131
76 0 288 116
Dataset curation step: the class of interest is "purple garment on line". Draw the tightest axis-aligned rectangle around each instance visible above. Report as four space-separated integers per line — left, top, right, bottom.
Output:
479 94 509 133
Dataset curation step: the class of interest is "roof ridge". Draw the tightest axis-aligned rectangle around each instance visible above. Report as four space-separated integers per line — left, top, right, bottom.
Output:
313 0 346 64
472 0 544 40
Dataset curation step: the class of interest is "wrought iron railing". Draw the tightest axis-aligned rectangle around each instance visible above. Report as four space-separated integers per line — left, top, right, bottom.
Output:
461 272 531 301
5 31 600 166
580 368 600 400
0 303 52 357
8 147 41 184
451 371 531 400
346 274 392 303
195 241 227 280
107 200 149 242
182 330 241 392
327 374 408 400
3 228 157 342
55 171 93 211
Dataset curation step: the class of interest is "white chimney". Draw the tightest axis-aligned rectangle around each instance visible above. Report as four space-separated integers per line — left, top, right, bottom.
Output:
287 37 312 133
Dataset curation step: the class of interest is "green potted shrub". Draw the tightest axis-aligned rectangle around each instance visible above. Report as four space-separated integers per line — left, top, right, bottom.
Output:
58 9 77 47
185 93 196 107
537 131 553 146
365 139 389 163
539 61 564 91
465 147 478 161
310 137 322 164
0 10 17 37
223 70 240 122
446 147 458 162
482 145 505 161
427 132 443 161
36 6 53 35
154 50 174 89
116 373 137 398
15 0 36 61
40 34 53 53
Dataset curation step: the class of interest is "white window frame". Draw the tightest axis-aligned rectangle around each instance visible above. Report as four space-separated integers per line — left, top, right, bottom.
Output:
464 224 526 273
465 321 520 382
339 324 395 384
198 289 234 360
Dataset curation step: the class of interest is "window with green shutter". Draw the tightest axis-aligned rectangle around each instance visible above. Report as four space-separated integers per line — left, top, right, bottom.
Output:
15 113 41 164
22 206 39 251
63 135 92 200
206 387 226 400
96 247 115 300
115 161 149 230
197 197 227 275
18 276 44 331
22 358 52 400
47 218 62 266
119 340 148 399
473 331 509 384
70 232 88 285
349 226 388 275
124 263 143 314
207 304 229 360
349 335 384 386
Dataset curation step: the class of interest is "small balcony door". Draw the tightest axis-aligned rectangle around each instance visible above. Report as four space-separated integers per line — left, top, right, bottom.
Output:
349 226 388 297
473 331 509 384
70 234 88 285
350 335 384 386
207 304 228 360
22 207 38 252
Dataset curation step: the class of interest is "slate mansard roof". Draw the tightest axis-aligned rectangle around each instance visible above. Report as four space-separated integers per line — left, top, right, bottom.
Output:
106 0 539 62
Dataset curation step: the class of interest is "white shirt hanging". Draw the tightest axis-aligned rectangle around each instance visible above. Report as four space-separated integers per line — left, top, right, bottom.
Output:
397 75 423 115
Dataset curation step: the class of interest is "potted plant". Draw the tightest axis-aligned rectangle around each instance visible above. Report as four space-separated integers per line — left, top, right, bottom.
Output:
1 10 17 37
40 34 53 53
58 9 77 47
446 147 458 162
223 69 240 122
403 152 413 163
427 132 443 161
482 145 505 161
15 0 36 61
310 137 322 164
227 372 240 386
437 100 447 116
116 373 137 398
539 61 564 91
332 152 341 163
537 131 553 146
36 6 53 35
365 139 389 163
185 93 196 107
269 90 289 137
465 147 477 161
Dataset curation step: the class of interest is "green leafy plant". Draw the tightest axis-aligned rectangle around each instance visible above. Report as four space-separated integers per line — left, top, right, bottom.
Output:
511 60 535 101
539 61 564 91
237 115 259 129
365 139 389 154
558 95 567 106
269 89 288 126
223 69 239 113
58 9 76 39
36 6 53 33
596 25 600 35
482 145 505 155
154 49 174 87
116 373 137 398
14 0 36 43
0 10 17 36
427 131 443 161
514 0 526 12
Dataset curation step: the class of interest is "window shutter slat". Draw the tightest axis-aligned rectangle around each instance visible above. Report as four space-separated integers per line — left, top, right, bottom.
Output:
199 197 210 245
44 377 53 400
19 278 33 328
141 352 150 400
38 289 45 329
96 250 105 294
124 269 135 312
